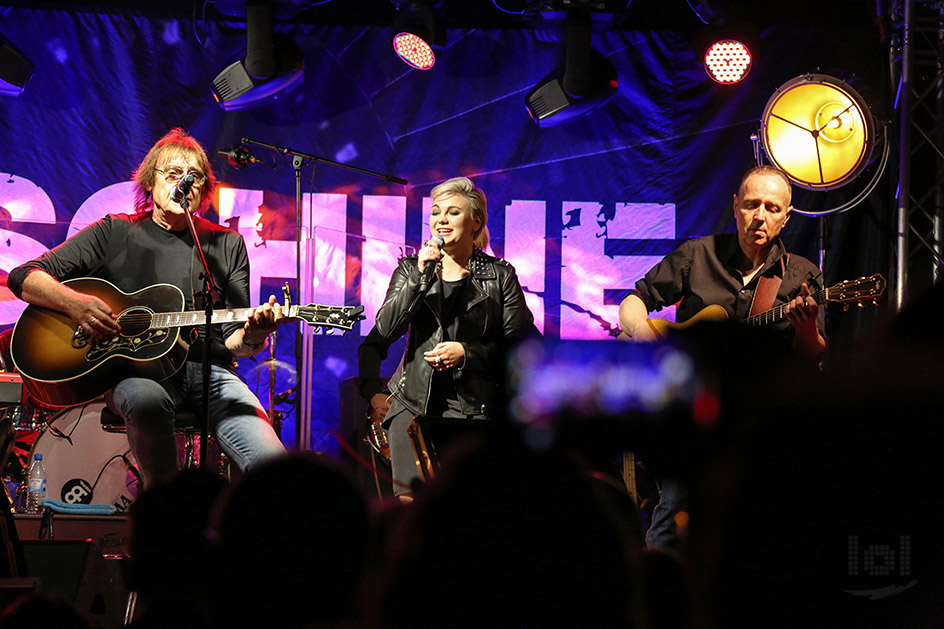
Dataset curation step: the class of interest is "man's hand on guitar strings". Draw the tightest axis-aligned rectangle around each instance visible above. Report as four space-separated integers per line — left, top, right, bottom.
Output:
785 282 819 325
71 293 120 340
785 282 820 341
785 282 827 359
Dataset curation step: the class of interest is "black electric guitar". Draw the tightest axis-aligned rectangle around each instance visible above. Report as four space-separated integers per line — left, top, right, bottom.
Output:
621 274 886 339
10 277 365 407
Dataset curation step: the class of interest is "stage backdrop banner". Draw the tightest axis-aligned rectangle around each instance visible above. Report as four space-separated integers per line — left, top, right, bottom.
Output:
0 7 881 452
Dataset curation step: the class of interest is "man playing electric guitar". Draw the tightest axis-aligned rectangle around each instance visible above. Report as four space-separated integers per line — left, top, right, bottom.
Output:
617 165 825 553
8 128 286 486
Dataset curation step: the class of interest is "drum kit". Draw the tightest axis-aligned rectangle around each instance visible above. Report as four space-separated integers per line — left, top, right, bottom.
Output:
1 381 140 513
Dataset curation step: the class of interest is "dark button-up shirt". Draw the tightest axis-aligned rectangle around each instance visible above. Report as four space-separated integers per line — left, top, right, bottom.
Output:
632 233 824 345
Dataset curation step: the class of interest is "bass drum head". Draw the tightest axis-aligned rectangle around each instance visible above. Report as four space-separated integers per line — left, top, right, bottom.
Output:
29 400 139 512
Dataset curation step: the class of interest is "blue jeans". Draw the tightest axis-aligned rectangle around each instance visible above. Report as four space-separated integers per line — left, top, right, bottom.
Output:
645 475 685 552
105 362 286 485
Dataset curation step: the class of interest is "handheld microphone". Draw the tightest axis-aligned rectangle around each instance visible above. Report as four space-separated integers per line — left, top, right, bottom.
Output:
218 144 264 169
171 172 196 205
419 235 445 293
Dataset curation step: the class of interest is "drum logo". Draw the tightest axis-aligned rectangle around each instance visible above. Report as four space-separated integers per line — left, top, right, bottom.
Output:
61 478 94 504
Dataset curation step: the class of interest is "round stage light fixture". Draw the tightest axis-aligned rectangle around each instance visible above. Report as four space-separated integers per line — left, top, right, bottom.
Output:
392 3 443 71
704 39 752 84
393 31 437 70
760 74 876 191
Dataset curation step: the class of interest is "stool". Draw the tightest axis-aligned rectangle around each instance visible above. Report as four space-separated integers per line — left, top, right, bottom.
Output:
99 406 219 471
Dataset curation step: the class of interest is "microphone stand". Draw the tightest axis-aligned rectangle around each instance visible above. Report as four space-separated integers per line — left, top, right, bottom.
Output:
240 136 406 450
267 325 280 439
181 193 222 469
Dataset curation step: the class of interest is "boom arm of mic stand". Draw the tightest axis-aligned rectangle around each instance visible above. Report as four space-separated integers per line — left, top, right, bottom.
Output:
241 137 409 185
239 137 405 450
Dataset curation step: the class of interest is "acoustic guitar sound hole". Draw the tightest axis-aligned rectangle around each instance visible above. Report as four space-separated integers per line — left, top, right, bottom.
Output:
117 307 153 336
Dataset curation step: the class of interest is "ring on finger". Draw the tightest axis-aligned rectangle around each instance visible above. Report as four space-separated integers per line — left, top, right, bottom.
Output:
435 355 442 364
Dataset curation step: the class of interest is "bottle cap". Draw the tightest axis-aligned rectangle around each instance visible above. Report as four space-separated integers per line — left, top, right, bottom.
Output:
34 453 42 460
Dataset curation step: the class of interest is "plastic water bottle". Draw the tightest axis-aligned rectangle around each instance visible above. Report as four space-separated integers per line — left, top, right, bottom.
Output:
26 453 46 514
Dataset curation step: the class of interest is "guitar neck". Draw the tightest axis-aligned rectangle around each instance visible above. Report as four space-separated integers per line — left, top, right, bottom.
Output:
743 287 827 326
150 305 302 329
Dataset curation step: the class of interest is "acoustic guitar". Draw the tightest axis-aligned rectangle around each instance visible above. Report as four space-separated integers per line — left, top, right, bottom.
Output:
10 277 365 407
622 274 886 339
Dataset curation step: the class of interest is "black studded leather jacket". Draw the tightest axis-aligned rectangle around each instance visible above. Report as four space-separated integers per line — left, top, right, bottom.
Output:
357 248 536 418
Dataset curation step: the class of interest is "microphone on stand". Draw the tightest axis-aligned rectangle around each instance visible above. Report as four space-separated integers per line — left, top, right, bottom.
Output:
419 235 445 293
273 387 296 405
218 144 265 168
171 172 196 205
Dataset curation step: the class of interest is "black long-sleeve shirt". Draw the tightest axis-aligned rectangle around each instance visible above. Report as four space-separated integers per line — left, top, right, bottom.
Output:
8 212 251 368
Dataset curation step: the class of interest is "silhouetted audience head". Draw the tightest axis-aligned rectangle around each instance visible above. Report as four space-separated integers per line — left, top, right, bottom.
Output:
126 466 226 628
210 452 370 628
128 467 226 591
0 592 91 629
683 356 944 627
372 433 645 628
641 548 689 629
859 280 944 381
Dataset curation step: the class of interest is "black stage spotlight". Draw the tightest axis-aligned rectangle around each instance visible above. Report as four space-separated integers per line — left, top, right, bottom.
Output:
392 1 445 71
524 10 618 128
0 32 33 97
211 0 304 111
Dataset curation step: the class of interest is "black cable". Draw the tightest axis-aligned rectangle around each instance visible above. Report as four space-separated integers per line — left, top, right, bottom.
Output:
89 452 130 490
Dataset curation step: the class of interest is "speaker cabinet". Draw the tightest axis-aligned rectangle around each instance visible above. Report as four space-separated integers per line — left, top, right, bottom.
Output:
20 540 129 629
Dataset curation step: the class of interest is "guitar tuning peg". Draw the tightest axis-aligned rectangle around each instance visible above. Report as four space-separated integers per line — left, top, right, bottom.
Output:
843 304 850 312
857 302 864 308
282 282 292 309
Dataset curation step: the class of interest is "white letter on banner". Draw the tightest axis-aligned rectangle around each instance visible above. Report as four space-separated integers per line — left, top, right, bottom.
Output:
219 187 298 307
611 202 677 325
504 200 546 334
68 182 137 236
560 202 676 340
306 193 347 309
0 175 57 325
361 195 409 333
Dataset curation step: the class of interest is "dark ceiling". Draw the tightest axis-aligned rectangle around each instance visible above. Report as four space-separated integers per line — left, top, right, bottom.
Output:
2 0 881 31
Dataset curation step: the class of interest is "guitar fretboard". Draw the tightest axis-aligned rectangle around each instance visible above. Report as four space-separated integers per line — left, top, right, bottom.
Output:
743 288 828 327
149 305 303 329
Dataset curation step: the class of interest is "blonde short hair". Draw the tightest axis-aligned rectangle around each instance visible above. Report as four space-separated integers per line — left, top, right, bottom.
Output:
430 176 489 250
